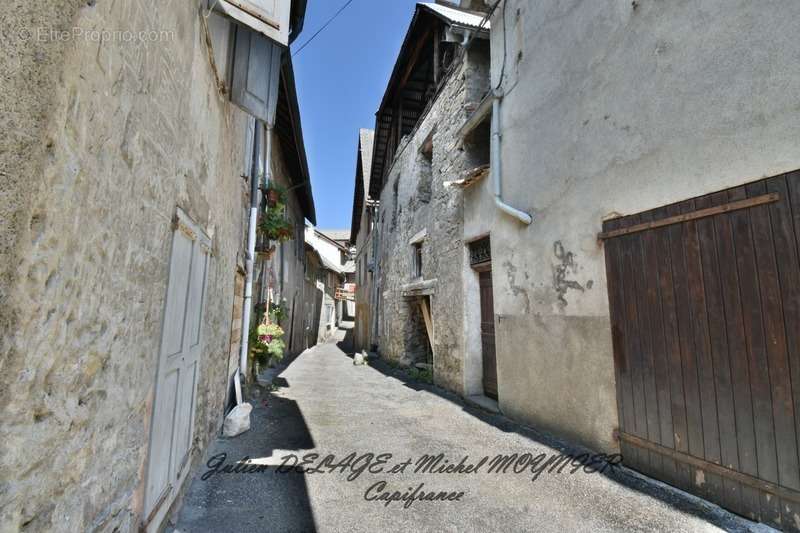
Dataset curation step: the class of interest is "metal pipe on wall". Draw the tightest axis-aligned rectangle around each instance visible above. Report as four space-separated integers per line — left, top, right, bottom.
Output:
491 92 532 225
236 122 273 403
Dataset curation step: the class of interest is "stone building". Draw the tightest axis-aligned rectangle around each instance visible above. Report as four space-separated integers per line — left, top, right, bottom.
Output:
349 129 377 353
366 1 800 528
251 58 317 363
367 2 491 392
0 1 313 531
305 225 354 338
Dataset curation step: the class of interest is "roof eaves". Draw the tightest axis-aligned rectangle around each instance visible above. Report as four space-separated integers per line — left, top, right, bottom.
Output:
281 55 316 224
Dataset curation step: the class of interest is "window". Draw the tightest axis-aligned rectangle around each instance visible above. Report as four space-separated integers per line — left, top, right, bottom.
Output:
417 131 433 203
412 242 423 280
464 115 490 169
469 236 491 267
391 178 400 231
230 25 282 122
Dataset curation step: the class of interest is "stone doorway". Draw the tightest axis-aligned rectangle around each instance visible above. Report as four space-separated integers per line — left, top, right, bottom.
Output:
404 296 433 369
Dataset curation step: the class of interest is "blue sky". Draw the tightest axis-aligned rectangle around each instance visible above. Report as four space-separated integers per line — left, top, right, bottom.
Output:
292 0 419 230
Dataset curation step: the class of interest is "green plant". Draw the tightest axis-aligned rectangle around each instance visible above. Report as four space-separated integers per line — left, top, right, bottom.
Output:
249 323 270 368
269 301 287 323
258 202 294 242
258 322 284 339
266 337 286 361
417 368 433 384
249 322 286 367
265 181 288 206
406 366 432 384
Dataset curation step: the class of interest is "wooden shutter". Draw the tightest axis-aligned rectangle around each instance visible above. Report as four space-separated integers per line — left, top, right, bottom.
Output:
230 25 283 125
211 0 292 46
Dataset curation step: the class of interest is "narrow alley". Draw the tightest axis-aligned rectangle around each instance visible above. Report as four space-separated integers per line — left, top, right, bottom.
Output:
173 325 753 533
5 1 800 531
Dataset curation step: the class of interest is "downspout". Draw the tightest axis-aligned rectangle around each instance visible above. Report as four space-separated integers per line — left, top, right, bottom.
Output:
236 123 272 403
457 17 530 225
491 90 532 225
370 204 380 345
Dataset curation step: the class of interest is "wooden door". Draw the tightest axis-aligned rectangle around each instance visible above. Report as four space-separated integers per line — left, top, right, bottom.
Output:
479 270 498 400
144 210 211 524
602 171 800 530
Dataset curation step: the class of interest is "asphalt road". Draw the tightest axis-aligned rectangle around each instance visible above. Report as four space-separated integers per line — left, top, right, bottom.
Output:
172 327 764 533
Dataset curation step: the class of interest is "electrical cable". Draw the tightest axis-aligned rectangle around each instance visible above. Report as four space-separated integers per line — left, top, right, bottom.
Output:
292 0 356 57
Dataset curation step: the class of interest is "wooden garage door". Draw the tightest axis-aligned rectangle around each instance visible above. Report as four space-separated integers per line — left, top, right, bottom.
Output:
601 171 800 530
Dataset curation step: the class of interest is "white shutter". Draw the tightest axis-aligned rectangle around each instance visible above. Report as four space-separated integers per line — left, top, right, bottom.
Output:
210 0 292 46
230 25 283 125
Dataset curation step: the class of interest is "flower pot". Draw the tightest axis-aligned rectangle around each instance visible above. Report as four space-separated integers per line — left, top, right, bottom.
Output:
266 189 279 207
255 241 276 259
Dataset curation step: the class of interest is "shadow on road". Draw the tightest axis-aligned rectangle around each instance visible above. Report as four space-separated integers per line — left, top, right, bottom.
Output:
335 327 354 355
176 329 752 532
362 353 748 531
173 356 318 532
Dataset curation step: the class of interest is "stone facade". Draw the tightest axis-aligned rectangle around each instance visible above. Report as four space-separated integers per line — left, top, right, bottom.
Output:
304 226 353 341
376 36 491 394
350 129 375 353
0 1 311 531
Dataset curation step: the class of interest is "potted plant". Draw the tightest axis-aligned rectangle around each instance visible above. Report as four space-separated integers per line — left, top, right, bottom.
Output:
255 322 286 366
258 203 294 243
263 181 287 208
249 320 288 377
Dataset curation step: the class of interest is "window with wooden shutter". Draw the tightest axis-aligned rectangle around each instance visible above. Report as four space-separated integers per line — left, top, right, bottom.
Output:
230 26 283 125
210 0 292 46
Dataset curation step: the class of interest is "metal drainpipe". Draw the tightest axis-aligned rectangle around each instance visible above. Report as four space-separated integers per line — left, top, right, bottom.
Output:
370 204 380 345
236 122 272 403
491 91 532 225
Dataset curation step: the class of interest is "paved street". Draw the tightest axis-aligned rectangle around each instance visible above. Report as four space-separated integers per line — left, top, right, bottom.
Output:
173 328 759 533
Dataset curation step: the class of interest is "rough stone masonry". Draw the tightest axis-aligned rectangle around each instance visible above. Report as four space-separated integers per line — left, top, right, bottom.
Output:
0 1 253 530
377 37 490 394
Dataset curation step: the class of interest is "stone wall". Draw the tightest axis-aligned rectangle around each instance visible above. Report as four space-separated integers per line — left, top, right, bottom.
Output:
256 131 310 357
475 0 800 453
0 1 259 530
353 232 373 352
377 41 491 394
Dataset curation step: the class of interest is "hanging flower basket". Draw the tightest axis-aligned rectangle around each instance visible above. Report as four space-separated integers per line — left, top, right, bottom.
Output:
258 203 294 243
255 242 276 259
263 182 287 208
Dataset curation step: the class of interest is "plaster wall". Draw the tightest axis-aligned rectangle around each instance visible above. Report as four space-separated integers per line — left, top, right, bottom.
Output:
475 0 800 452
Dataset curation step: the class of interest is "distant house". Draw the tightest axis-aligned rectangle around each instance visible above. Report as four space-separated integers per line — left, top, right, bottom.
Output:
305 226 355 340
349 129 378 353
365 2 492 393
